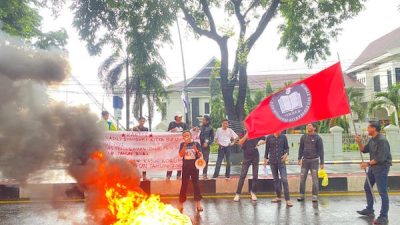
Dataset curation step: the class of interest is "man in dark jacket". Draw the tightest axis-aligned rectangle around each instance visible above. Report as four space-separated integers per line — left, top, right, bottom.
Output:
356 121 392 225
264 131 293 207
297 123 324 202
199 115 214 179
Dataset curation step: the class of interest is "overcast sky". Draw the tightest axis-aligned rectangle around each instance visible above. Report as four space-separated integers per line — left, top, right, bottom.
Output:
42 0 400 127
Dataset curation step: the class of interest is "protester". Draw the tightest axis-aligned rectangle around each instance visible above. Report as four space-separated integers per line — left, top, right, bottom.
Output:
234 132 265 202
131 117 149 180
199 115 214 179
178 130 203 212
97 110 118 131
131 117 149 132
212 119 238 179
264 131 293 207
297 123 324 202
355 121 392 225
167 112 188 180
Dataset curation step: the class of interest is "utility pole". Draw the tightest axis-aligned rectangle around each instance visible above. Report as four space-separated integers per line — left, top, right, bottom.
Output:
176 17 191 126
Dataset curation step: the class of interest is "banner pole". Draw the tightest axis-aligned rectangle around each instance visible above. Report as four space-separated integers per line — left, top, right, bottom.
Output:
337 57 376 203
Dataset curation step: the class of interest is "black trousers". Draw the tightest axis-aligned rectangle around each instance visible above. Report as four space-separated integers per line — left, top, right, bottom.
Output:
236 155 259 194
179 166 202 203
201 145 210 176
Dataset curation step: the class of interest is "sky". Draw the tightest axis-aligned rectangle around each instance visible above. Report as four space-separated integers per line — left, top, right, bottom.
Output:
41 0 400 128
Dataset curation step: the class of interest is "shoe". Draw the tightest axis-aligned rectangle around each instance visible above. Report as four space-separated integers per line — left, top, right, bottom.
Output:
357 209 375 216
271 197 282 203
177 175 182 180
297 196 305 202
225 177 231 180
203 175 208 180
373 216 388 225
286 200 293 207
234 194 240 202
166 176 171 181
311 195 318 202
178 203 183 213
250 192 257 201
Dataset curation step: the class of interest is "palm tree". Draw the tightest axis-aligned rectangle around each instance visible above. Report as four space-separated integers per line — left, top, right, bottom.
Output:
369 84 400 126
140 62 169 131
98 43 143 130
347 87 367 121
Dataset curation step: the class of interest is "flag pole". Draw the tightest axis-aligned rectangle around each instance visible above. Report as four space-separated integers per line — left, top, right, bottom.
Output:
337 54 376 203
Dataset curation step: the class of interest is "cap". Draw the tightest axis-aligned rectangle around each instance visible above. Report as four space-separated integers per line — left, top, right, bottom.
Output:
369 121 381 132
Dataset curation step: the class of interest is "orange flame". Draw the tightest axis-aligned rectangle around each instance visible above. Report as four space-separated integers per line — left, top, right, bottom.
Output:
105 184 192 225
85 151 191 225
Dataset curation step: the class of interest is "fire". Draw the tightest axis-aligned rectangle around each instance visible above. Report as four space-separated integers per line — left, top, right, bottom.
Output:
106 184 191 225
84 151 192 225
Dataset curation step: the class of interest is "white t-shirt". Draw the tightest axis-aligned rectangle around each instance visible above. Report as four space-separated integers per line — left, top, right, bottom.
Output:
215 128 238 147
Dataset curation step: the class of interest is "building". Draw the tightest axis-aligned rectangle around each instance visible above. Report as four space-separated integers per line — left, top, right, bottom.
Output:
346 27 400 124
155 57 364 130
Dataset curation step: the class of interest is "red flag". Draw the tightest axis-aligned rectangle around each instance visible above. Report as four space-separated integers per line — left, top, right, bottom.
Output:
244 62 350 139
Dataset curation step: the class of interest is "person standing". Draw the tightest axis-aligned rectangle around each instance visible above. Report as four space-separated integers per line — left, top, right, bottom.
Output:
178 130 203 212
234 132 265 202
199 115 214 179
297 123 324 202
212 119 238 179
97 111 118 131
355 121 392 225
131 117 149 132
264 131 293 207
131 117 149 180
167 112 188 180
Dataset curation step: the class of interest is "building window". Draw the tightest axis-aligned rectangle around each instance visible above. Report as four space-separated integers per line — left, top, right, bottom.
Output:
395 68 400 84
373 75 381 92
204 102 210 114
387 70 392 87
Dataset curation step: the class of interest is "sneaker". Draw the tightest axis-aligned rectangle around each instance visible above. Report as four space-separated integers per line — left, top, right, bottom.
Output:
373 217 388 225
297 196 305 202
166 176 171 181
225 177 231 180
251 192 257 201
286 200 293 207
234 194 240 202
271 197 282 203
311 195 318 202
357 208 375 216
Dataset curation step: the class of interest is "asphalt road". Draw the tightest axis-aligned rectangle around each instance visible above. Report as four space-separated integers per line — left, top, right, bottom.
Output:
0 195 399 225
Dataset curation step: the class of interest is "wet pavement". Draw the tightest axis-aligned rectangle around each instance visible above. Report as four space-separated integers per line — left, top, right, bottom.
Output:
0 195 399 225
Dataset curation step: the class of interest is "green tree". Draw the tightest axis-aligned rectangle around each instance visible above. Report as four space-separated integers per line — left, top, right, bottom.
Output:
265 81 273 96
71 0 175 129
369 84 400 126
178 0 365 124
209 64 226 129
347 87 366 121
0 0 68 50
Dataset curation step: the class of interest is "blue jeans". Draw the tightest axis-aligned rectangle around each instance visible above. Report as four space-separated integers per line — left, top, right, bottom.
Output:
236 155 259 194
270 163 290 200
212 146 231 178
365 166 390 218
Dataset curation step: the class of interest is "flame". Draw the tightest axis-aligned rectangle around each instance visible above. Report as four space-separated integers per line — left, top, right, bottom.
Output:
85 151 191 225
105 184 192 225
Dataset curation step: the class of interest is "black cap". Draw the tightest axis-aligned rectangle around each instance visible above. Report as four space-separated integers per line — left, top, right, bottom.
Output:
369 121 381 132
101 111 109 116
203 115 211 122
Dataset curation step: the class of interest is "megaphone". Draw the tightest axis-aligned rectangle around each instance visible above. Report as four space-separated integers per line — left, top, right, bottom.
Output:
195 157 206 170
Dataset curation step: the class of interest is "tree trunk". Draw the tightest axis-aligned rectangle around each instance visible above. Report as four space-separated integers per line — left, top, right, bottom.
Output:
218 37 237 121
236 63 248 121
125 57 130 130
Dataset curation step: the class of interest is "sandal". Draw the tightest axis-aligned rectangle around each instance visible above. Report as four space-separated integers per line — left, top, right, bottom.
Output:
271 197 282 203
196 206 204 212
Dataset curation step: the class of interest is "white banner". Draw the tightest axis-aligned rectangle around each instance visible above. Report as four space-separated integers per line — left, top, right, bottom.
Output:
104 131 200 171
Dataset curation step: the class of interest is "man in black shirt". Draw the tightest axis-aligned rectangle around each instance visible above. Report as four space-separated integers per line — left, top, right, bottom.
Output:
234 132 265 202
167 112 188 180
356 121 392 225
131 117 149 132
199 115 214 179
131 117 149 180
264 131 293 207
297 123 324 202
